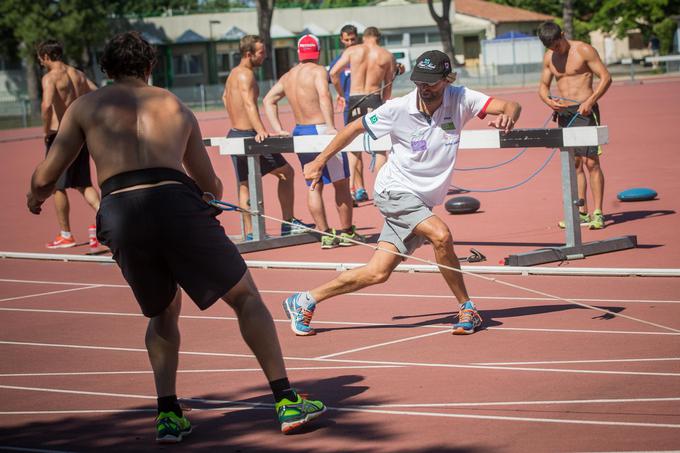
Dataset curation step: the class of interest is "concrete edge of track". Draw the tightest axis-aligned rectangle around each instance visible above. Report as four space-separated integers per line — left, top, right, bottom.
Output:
2 251 679 277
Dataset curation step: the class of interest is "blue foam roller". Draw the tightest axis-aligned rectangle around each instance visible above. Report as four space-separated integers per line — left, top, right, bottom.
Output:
617 188 657 202
445 196 480 214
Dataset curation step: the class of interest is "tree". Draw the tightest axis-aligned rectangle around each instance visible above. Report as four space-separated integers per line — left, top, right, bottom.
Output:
562 0 574 39
0 0 113 111
427 0 459 65
255 0 276 80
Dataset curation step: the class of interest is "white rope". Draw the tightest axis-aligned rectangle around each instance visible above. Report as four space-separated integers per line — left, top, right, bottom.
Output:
208 197 680 334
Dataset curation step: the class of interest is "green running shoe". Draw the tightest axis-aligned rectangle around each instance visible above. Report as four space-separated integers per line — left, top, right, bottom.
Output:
156 411 192 443
321 229 339 249
589 210 605 229
558 212 590 229
338 225 366 247
276 393 327 434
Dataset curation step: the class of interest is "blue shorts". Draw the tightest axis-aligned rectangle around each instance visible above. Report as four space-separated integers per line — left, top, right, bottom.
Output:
293 124 349 186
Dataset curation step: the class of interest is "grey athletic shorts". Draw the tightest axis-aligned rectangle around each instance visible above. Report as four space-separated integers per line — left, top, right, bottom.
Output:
374 190 434 255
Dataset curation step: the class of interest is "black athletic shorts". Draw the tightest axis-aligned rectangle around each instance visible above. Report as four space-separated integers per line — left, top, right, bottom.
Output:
557 104 601 158
97 168 247 317
45 132 93 190
347 94 383 123
227 128 288 182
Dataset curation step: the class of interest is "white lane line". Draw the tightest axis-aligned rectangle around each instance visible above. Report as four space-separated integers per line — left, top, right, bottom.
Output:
1 384 679 429
1 340 679 377
0 446 79 453
0 365 402 377
1 306 677 336
316 330 450 359
2 278 679 304
0 286 101 303
476 357 680 366
332 406 680 429
350 396 680 408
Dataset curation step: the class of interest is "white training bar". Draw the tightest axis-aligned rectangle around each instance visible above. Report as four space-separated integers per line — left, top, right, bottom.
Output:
2 251 678 277
205 126 608 154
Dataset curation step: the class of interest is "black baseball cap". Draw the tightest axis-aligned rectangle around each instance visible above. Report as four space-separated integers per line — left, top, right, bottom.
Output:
410 50 452 83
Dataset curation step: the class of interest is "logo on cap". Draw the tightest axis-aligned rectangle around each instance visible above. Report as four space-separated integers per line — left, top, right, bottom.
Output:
417 58 437 70
297 34 320 61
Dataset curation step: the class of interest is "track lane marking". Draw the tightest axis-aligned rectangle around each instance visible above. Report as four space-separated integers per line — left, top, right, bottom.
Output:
1 385 679 429
1 307 678 336
1 340 679 377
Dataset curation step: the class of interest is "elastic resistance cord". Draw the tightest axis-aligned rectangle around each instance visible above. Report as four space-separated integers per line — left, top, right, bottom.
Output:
455 111 554 172
204 194 680 334
450 111 582 193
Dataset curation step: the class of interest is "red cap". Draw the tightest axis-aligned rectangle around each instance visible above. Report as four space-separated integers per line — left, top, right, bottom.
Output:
297 34 320 61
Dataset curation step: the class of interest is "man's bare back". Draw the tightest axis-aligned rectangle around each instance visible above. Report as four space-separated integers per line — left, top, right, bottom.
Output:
330 29 395 99
44 79 211 189
279 63 332 125
41 63 96 131
345 44 393 95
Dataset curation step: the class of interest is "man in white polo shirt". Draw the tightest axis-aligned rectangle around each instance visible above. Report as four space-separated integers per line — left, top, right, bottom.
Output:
282 50 521 336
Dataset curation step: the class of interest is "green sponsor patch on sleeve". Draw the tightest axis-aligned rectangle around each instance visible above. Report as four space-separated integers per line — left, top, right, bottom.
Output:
369 114 379 124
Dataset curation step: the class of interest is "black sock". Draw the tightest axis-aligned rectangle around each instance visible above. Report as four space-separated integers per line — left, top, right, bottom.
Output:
158 395 182 418
341 227 353 234
270 378 297 403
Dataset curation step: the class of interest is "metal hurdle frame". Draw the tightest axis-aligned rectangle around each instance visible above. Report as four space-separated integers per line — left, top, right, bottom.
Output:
205 125 637 265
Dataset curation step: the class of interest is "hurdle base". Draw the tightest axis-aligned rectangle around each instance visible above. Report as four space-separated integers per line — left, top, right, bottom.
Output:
504 235 638 266
235 232 319 253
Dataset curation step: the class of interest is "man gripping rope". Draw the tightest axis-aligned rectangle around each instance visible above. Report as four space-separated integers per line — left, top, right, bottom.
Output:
28 31 326 443
538 21 612 230
282 50 521 336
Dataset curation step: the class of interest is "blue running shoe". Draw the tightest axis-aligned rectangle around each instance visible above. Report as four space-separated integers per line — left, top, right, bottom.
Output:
282 293 316 336
354 188 369 202
452 301 482 335
281 218 315 236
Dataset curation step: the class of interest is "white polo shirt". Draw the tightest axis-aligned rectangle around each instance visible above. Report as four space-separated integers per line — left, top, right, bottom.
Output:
363 86 491 207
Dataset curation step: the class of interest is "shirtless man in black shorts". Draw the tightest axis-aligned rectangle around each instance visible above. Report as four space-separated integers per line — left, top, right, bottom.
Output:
223 35 311 240
538 22 612 230
27 31 326 444
37 40 100 248
330 27 397 177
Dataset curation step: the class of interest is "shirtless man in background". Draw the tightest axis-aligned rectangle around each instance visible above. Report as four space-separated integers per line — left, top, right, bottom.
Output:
264 34 363 249
538 21 612 230
38 39 100 248
330 27 396 180
223 35 311 239
28 31 326 443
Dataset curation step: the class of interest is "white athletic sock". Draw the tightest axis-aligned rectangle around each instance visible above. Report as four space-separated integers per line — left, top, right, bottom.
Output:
61 231 72 239
298 291 317 309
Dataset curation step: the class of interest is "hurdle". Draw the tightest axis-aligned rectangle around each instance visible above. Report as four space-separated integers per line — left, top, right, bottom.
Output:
205 125 637 265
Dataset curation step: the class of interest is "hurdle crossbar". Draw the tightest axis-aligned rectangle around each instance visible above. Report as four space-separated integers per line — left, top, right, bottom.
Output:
205 125 636 265
204 126 608 154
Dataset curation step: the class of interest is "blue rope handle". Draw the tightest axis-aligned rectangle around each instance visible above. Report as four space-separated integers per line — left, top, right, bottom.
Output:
204 193 241 211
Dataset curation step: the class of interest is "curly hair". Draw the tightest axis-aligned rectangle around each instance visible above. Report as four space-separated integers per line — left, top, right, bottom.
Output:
100 31 157 80
37 40 63 61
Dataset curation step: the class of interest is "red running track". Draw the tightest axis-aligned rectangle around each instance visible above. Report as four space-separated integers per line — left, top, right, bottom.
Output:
1 76 679 451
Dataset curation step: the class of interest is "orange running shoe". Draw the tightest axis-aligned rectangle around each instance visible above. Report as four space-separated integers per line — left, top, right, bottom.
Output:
46 234 76 249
